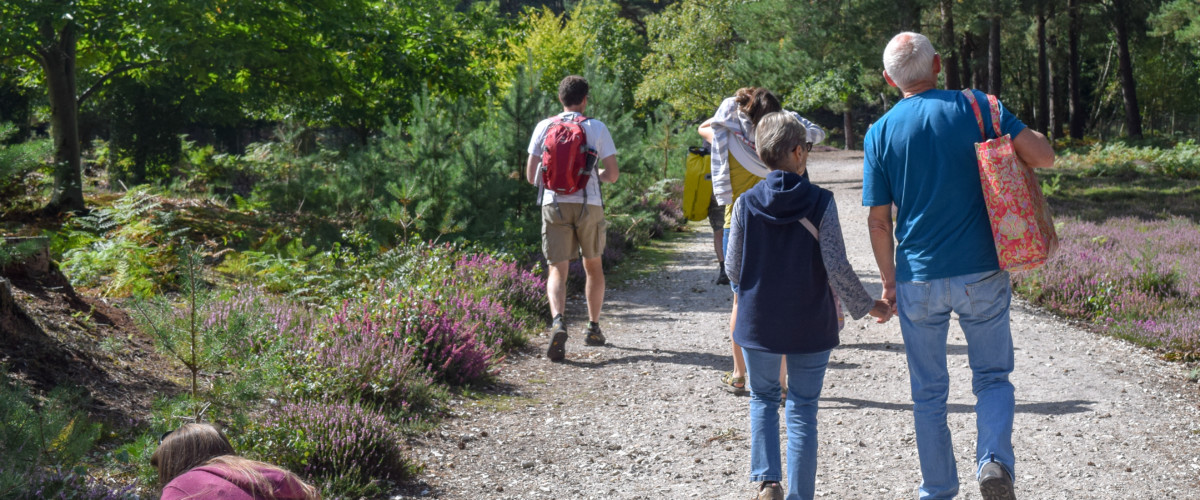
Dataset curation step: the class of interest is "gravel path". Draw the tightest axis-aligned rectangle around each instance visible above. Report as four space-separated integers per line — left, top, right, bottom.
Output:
402 150 1200 499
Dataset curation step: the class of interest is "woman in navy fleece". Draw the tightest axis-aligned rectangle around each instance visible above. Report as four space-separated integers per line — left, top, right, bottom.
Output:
726 112 892 500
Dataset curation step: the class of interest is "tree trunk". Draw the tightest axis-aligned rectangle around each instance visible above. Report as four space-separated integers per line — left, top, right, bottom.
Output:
35 22 84 215
898 0 921 31
1049 34 1066 140
988 0 1003 96
941 0 961 90
843 107 854 150
1068 0 1085 139
1111 0 1143 139
1035 7 1049 133
974 32 989 91
961 32 976 89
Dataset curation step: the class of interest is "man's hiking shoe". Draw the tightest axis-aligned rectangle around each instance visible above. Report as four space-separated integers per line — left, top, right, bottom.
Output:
716 262 730 285
584 321 606 346
979 462 1016 500
756 481 783 500
547 316 568 362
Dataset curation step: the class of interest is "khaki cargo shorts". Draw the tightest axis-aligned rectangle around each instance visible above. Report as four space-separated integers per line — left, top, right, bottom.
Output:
542 203 606 264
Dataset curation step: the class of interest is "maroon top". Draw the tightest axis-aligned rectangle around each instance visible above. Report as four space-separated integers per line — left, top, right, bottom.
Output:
161 465 310 500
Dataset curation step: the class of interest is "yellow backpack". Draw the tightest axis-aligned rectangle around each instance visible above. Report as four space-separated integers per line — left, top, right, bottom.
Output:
683 146 713 221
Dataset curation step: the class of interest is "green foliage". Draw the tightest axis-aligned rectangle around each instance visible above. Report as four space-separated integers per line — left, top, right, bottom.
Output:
1058 141 1200 178
134 246 227 406
0 372 101 497
219 236 397 306
108 431 159 494
1152 0 1200 59
568 0 647 107
1040 172 1063 197
98 77 185 186
498 1 645 102
1128 243 1181 298
0 122 51 211
294 0 484 132
500 7 585 95
58 187 180 297
637 0 738 118
0 238 42 268
606 179 686 253
195 85 547 251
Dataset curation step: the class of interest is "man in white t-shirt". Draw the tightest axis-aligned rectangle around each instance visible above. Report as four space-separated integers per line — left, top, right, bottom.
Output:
524 75 620 362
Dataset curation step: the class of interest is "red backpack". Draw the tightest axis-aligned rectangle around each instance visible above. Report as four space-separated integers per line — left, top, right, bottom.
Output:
540 115 593 195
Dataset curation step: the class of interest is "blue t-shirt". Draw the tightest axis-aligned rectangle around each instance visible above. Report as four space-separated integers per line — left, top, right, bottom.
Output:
862 89 1027 282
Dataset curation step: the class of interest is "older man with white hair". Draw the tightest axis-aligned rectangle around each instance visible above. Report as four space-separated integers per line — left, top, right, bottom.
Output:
862 32 1055 500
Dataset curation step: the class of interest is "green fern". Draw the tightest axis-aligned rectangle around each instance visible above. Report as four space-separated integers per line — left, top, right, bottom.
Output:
58 187 176 297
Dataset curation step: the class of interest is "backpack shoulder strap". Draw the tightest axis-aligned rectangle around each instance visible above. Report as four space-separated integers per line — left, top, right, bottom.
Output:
798 218 818 238
798 189 834 239
961 89 987 140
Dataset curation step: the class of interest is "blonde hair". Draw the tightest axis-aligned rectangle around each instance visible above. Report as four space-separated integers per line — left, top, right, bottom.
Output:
151 423 320 500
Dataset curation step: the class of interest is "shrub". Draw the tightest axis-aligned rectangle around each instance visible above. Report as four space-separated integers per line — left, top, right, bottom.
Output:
403 294 503 385
256 401 407 497
291 297 434 411
22 467 138 500
0 374 103 498
1014 216 1200 358
134 247 253 408
452 253 546 326
1058 141 1200 179
205 287 315 404
0 122 52 210
58 186 177 297
227 239 445 308
0 238 43 268
606 182 686 255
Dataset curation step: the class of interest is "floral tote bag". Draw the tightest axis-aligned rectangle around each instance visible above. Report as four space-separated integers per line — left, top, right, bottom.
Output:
963 89 1059 272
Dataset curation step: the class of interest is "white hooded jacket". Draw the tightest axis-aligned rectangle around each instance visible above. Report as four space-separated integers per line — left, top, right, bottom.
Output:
708 97 826 206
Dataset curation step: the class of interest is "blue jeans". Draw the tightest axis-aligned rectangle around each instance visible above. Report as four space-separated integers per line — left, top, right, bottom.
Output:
742 347 831 500
897 270 1016 500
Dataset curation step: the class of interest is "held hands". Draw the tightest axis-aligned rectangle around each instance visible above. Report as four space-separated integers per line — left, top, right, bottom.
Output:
882 282 898 317
868 299 894 323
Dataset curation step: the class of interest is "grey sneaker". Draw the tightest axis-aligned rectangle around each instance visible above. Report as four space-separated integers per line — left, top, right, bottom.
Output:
756 481 783 500
584 321 606 346
979 462 1016 500
547 315 568 362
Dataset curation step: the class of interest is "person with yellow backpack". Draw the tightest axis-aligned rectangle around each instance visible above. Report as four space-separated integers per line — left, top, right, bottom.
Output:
683 144 730 284
697 87 826 394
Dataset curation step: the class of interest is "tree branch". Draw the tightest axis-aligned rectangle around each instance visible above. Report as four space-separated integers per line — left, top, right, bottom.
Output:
77 61 158 106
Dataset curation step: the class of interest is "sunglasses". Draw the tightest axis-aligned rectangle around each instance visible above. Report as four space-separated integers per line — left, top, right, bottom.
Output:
795 142 813 153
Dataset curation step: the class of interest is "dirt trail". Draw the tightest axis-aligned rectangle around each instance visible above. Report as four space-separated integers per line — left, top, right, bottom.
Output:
402 150 1200 499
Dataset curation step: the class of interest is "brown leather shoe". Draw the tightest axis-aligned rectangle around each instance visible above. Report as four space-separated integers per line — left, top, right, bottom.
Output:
756 481 783 500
